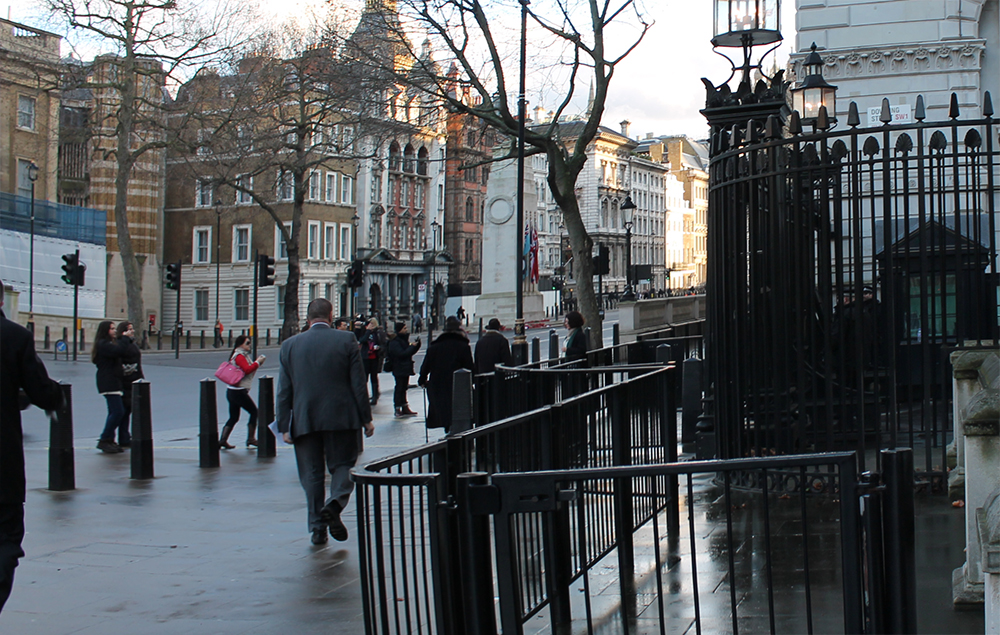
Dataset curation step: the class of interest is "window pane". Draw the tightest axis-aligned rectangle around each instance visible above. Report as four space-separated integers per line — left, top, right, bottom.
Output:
17 95 35 130
235 289 250 321
325 225 334 259
195 289 209 321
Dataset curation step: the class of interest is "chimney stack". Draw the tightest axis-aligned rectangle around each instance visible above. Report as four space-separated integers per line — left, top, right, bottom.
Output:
620 119 631 138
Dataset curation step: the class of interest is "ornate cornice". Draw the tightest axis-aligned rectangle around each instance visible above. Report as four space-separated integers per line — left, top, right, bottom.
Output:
792 41 986 81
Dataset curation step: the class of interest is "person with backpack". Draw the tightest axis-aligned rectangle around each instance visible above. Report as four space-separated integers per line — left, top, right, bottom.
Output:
358 317 387 405
219 335 265 449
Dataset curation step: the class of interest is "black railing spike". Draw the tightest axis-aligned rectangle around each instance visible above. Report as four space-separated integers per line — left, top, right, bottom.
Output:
985 92 994 118
766 115 782 139
817 106 830 131
788 110 802 135
880 98 893 124
915 95 926 121
847 102 860 127
949 93 960 119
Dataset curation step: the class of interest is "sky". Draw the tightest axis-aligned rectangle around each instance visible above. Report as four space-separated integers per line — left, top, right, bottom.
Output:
4 0 798 140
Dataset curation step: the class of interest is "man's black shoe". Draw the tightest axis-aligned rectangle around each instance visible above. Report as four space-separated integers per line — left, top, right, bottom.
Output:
97 439 123 453
311 528 328 545
320 503 348 542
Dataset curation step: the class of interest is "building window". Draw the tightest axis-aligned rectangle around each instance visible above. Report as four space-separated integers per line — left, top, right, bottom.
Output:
17 95 36 130
401 180 409 208
195 289 209 321
308 221 320 259
276 285 285 321
196 129 212 155
234 288 250 321
309 171 320 201
325 283 334 300
236 175 253 204
16 159 34 199
437 184 444 210
372 172 382 202
401 224 410 250
465 197 474 222
326 172 336 202
276 222 292 260
233 225 251 262
341 174 354 205
465 238 474 262
325 223 336 260
196 179 213 208
413 182 423 210
340 225 352 260
388 178 396 206
308 283 318 302
193 227 211 264
277 170 293 201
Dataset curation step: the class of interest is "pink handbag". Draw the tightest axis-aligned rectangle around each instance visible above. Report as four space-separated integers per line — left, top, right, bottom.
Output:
214 359 245 386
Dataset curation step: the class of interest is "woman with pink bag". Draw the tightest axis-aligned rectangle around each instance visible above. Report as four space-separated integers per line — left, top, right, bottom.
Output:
219 335 265 449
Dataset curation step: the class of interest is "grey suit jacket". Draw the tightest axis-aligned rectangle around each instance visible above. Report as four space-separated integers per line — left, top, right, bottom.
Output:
275 322 372 438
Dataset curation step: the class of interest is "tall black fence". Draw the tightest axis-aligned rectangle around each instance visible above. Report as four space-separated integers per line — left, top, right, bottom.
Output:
706 93 1000 479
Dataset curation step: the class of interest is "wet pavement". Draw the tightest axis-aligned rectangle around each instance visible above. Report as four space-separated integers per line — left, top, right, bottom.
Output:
0 346 986 634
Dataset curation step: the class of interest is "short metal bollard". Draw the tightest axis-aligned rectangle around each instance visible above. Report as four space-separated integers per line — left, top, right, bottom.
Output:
44 325 50 350
79 328 85 352
200 330 205 349
531 337 540 363
157 331 162 350
228 330 233 348
257 376 277 458
49 383 75 491
62 326 68 345
266 328 271 346
199 379 220 468
130 380 154 479
450 369 474 434
186 330 191 349
548 329 559 363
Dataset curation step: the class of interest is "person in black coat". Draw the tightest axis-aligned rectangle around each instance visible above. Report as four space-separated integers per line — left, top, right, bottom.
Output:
0 280 63 612
115 321 143 448
386 321 421 416
474 318 512 375
358 317 387 405
563 310 588 364
418 317 474 432
92 320 130 453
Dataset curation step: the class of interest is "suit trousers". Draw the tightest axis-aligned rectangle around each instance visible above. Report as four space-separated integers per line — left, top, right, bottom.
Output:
293 430 360 532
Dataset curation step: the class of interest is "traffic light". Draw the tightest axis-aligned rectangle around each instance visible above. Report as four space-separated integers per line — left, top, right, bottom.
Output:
348 260 364 288
257 254 276 287
61 253 77 285
594 243 610 276
165 261 181 290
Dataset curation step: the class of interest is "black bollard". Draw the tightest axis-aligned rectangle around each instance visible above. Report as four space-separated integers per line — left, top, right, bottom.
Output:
681 356 704 444
130 380 154 479
531 337 540 363
584 326 592 350
548 329 559 363
266 329 271 346
257 376 277 458
186 330 191 349
62 326 68 345
478 317 483 337
44 325 50 350
157 331 162 350
200 330 205 349
48 383 75 491
199 379 220 468
228 330 233 347
450 369 474 434
79 327 85 352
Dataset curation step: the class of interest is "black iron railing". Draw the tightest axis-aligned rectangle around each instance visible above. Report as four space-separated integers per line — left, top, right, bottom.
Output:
706 94 1000 479
354 365 679 634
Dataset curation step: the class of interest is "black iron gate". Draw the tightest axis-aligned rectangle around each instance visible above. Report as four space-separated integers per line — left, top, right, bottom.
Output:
705 94 999 478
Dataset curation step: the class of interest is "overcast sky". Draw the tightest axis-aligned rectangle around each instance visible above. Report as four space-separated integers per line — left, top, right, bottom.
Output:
5 0 798 140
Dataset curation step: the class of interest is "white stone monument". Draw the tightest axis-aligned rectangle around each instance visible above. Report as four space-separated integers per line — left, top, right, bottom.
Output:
476 155 545 325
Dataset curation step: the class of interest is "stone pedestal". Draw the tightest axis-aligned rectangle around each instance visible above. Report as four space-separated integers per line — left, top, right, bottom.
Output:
476 154 544 325
953 345 1000 607
980 491 1000 632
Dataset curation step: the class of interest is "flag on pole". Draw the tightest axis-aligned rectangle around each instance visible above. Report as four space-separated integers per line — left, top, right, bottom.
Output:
523 222 540 283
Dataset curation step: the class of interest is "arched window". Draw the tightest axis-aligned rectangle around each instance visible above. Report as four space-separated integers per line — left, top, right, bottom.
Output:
601 199 609 228
403 144 415 173
611 199 620 229
417 147 429 176
388 142 401 171
465 197 475 222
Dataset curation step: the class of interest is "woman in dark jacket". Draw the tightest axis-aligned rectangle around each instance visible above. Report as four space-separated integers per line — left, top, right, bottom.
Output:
358 317 387 405
386 321 421 416
563 310 588 364
115 321 143 447
418 317 474 433
92 320 129 453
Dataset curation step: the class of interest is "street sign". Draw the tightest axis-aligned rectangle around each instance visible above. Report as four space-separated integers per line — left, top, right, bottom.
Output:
867 103 912 126
55 340 67 353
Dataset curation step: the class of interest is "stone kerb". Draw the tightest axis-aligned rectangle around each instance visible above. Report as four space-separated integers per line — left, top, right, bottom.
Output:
953 344 1000 608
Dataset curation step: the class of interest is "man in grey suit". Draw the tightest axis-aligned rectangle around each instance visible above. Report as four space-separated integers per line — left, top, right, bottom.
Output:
276 298 374 545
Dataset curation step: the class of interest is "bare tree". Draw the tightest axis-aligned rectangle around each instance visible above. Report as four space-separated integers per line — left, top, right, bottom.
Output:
46 0 250 343
173 16 405 337
346 0 650 344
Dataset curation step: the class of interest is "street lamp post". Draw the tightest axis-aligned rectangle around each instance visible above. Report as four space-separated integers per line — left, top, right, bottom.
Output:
620 194 636 302
27 161 39 331
214 199 222 346
351 212 359 318
429 219 440 342
512 0 530 364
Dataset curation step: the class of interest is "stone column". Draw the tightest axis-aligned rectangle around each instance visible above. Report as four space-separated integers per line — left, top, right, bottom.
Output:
953 345 1000 607
979 489 1000 633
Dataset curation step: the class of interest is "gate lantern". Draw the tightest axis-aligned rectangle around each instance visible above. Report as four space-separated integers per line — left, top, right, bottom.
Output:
791 43 838 129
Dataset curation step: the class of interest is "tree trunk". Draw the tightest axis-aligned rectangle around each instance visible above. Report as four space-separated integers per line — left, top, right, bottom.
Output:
283 243 301 339
115 45 146 344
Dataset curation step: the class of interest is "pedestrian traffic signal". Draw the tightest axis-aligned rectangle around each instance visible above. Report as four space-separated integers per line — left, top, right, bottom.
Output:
60 253 85 286
258 254 276 287
348 260 364 288
165 261 181 290
594 243 610 276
